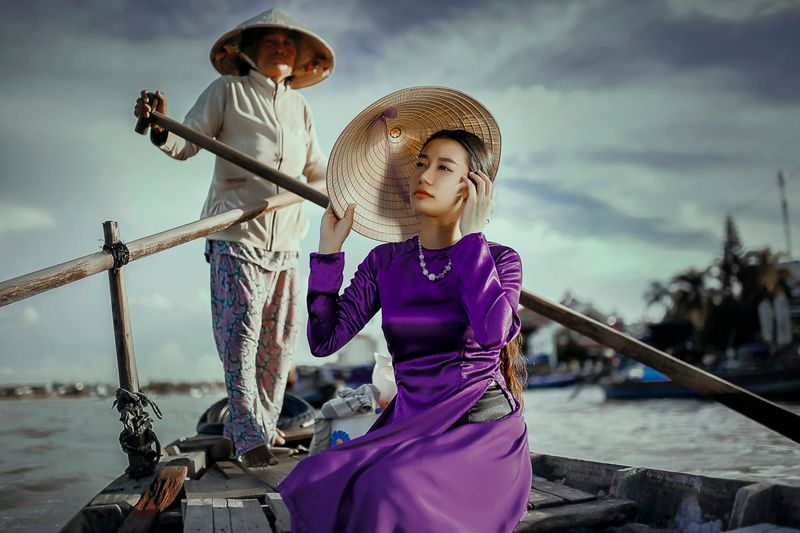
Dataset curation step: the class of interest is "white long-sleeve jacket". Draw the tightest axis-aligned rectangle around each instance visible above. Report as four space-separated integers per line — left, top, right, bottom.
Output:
156 69 327 251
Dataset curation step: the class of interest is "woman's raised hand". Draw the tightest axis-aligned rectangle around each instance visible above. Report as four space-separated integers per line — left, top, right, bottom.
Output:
319 203 356 254
459 170 495 236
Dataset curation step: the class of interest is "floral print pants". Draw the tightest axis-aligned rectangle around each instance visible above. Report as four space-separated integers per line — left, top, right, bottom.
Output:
207 240 300 457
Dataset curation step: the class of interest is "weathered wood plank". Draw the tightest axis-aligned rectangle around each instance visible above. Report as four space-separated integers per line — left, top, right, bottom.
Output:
245 455 302 491
184 463 266 500
163 450 207 478
611 466 749 528
183 499 214 533
516 497 637 532
532 475 597 504
730 482 800 530
167 435 234 463
228 499 272 532
265 493 291 533
117 465 187 533
528 488 567 510
531 452 625 495
0 191 301 309
90 463 166 507
212 498 232 533
58 503 126 533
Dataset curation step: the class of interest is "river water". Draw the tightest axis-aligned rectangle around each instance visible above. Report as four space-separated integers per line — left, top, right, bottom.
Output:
1 387 799 531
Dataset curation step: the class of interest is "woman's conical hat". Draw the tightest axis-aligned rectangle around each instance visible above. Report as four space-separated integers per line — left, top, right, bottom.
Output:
210 9 334 89
327 86 501 242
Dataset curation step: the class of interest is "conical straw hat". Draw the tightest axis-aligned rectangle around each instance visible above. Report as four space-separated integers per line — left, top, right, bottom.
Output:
210 9 334 89
327 86 501 242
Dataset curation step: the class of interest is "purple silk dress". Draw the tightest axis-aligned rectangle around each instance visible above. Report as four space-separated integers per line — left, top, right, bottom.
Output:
277 232 532 533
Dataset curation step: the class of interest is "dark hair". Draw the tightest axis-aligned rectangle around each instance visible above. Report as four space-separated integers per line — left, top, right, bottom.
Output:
421 129 495 180
421 129 526 408
238 28 298 86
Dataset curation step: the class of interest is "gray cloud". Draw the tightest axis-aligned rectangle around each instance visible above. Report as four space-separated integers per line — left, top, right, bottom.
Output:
0 1 254 42
503 177 719 249
584 149 752 171
495 0 800 102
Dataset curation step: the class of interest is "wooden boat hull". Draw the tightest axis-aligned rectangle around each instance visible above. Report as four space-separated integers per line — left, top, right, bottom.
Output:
59 432 800 532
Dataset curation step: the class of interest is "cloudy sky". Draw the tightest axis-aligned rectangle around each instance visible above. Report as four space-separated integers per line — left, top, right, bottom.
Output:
1 0 798 385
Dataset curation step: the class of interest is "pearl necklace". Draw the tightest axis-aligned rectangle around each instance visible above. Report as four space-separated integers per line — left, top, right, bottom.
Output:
417 235 452 281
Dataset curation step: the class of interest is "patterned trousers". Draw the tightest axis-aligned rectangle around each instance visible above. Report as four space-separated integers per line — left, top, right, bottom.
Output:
208 242 301 457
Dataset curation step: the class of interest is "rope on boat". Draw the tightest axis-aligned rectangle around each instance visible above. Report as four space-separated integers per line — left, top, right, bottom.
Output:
112 388 163 479
102 241 130 270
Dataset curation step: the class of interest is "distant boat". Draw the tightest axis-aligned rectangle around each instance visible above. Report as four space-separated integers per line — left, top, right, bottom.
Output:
603 360 800 401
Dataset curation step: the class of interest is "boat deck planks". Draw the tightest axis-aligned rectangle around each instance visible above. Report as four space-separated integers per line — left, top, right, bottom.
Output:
182 498 271 533
530 475 598 504
244 454 302 491
183 462 266 500
182 499 214 533
528 488 567 509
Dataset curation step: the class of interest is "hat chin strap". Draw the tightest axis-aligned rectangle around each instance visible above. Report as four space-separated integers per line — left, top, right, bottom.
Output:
237 51 261 73
237 50 293 86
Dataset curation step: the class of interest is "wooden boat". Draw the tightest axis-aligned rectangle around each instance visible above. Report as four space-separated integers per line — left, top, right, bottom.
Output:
57 406 800 532
3 110 800 532
604 360 800 401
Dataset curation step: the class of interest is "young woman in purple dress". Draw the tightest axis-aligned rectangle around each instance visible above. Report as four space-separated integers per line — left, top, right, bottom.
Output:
277 125 531 532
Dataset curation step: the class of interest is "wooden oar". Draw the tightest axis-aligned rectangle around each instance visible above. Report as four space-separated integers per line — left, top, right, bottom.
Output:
116 465 187 533
137 111 800 443
135 97 328 208
520 291 800 444
133 107 800 445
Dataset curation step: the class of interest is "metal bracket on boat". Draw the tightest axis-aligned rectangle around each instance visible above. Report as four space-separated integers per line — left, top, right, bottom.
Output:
112 388 163 479
102 241 130 271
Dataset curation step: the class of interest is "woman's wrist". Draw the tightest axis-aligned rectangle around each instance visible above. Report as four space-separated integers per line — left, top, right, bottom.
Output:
318 244 342 254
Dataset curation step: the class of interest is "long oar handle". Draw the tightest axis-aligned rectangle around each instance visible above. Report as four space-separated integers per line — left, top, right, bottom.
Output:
132 106 800 445
135 108 329 208
520 289 800 444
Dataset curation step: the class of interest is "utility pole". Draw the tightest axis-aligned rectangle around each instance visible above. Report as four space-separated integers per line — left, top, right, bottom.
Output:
777 171 792 258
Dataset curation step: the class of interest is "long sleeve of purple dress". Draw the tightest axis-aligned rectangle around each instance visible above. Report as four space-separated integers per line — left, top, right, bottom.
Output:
448 232 523 350
306 248 382 357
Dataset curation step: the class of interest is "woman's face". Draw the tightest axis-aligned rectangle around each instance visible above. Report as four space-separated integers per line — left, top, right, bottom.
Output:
409 138 469 219
255 30 297 82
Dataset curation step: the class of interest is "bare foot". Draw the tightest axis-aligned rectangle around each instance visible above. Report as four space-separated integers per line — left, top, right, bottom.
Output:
270 428 286 446
240 444 279 467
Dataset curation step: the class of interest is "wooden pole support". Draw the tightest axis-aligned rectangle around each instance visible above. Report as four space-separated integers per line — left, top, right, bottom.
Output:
103 220 149 477
103 221 139 392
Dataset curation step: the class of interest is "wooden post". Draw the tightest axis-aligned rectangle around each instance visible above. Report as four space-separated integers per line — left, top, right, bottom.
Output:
103 220 146 475
104 221 139 391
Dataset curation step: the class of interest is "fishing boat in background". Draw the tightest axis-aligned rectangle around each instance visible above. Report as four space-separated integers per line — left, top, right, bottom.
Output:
603 351 800 401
